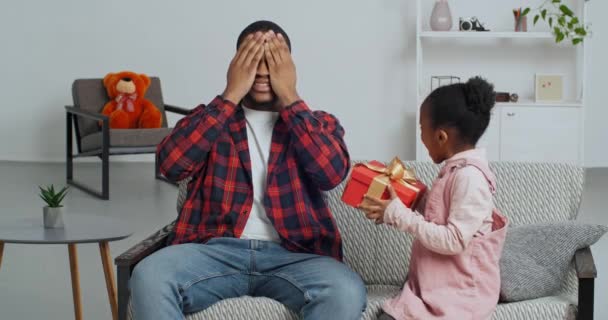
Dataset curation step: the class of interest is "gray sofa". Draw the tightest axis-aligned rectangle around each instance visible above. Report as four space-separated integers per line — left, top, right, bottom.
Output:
116 161 596 320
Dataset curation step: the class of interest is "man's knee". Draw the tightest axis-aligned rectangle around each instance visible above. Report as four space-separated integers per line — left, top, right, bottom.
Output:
130 254 178 298
322 275 366 310
312 263 367 312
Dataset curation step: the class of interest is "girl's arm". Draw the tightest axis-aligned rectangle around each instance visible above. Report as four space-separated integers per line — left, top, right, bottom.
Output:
384 167 493 255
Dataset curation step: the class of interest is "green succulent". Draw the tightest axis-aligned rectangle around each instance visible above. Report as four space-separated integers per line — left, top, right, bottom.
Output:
39 185 69 208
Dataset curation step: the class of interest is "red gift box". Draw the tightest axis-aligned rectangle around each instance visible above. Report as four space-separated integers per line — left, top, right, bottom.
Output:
342 158 427 209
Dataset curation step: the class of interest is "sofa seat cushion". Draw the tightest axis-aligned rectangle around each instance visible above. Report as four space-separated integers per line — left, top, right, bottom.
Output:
493 295 577 320
127 285 399 320
127 286 576 320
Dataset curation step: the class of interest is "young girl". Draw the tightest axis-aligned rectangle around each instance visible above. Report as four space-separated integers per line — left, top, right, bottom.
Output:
360 77 508 320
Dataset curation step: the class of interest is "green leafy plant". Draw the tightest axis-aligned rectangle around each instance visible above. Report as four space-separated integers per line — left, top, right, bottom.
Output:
522 0 590 45
39 185 69 208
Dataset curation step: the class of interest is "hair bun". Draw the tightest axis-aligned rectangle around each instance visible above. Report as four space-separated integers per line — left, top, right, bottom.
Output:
463 76 496 115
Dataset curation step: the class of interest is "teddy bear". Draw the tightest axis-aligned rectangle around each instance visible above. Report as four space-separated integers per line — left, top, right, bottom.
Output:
100 71 162 129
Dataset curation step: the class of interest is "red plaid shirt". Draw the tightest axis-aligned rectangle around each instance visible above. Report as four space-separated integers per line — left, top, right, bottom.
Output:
157 96 350 260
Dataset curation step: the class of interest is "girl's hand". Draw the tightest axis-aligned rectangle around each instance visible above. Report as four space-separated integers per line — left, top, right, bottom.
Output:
359 184 398 225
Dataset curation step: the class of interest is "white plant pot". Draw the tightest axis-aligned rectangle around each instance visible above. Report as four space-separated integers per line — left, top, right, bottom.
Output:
43 206 64 229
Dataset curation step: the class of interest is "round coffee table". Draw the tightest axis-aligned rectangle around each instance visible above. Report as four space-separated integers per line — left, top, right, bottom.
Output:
0 214 131 320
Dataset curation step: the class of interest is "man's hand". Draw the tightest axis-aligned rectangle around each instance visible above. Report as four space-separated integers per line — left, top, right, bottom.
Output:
265 31 300 108
359 185 398 225
222 32 265 104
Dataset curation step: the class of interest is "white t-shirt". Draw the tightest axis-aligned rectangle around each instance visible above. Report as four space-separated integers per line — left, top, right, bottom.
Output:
240 105 281 242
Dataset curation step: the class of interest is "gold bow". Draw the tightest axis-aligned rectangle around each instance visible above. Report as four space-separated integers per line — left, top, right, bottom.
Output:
360 157 420 200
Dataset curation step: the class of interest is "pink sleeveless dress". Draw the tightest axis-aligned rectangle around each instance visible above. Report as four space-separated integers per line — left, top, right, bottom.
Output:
383 151 508 320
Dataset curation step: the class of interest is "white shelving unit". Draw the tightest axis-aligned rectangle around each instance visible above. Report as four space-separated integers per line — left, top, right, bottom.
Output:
420 31 554 39
415 0 588 165
495 100 583 108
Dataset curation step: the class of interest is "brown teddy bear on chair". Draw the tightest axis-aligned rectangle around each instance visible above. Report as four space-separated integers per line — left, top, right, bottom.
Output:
100 71 162 129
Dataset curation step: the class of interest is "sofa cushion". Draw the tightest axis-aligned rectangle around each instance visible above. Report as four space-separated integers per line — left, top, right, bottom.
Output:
500 222 607 302
177 162 586 288
493 295 577 320
325 180 415 286
127 287 577 320
128 285 400 320
322 162 586 287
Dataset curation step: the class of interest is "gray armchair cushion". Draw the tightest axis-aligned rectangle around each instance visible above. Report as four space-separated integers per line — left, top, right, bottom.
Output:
499 222 607 302
71 77 168 139
80 128 172 152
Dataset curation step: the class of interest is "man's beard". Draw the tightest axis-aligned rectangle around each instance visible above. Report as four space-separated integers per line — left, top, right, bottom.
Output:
242 93 279 111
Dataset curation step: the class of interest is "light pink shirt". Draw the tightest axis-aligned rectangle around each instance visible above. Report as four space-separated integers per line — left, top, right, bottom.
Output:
384 149 493 255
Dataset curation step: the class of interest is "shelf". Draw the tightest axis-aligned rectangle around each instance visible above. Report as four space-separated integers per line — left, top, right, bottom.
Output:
420 31 553 39
495 100 583 108
416 97 583 108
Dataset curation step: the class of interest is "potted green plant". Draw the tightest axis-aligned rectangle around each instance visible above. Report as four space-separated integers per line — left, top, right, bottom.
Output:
39 185 69 228
522 0 590 45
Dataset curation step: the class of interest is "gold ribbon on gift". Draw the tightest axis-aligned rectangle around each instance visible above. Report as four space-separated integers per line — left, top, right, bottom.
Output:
362 157 420 200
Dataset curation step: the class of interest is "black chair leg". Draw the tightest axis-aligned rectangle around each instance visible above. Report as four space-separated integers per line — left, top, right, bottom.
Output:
102 135 109 200
66 113 74 182
66 112 110 200
67 157 110 200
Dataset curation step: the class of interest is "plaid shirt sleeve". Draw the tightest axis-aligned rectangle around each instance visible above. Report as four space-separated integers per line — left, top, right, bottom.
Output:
279 100 350 190
157 96 237 182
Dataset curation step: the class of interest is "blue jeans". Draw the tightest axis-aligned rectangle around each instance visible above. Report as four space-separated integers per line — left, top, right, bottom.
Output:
131 237 367 319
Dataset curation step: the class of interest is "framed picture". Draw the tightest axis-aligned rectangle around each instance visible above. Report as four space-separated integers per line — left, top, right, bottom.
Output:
535 74 564 102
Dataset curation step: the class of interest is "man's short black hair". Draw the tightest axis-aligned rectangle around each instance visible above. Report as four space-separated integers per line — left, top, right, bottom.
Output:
236 20 291 51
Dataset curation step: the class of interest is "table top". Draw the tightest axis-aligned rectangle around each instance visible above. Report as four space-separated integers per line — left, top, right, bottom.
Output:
0 214 132 244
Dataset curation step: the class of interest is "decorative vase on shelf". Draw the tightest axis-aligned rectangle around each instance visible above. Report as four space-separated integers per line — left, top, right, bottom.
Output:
430 0 453 31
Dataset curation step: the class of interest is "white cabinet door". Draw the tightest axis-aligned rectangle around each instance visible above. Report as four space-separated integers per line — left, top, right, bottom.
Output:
476 111 501 161
500 107 581 164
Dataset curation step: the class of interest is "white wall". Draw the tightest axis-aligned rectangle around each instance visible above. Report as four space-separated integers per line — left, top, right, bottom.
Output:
584 0 608 167
0 0 417 163
0 0 606 166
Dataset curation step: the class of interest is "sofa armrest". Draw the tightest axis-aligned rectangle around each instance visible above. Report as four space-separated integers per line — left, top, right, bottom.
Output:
165 104 191 116
115 221 175 268
115 221 175 320
575 247 596 279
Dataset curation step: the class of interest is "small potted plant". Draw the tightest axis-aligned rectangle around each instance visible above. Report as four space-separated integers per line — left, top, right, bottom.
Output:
39 185 69 228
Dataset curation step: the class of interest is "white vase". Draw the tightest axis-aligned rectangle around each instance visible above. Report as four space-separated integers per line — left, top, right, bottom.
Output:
43 206 64 229
430 0 453 31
